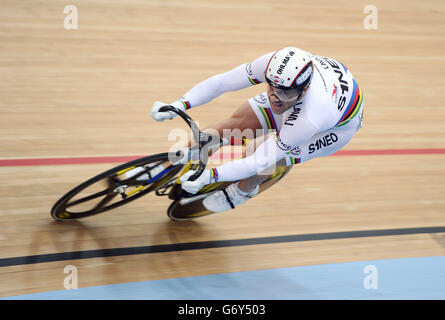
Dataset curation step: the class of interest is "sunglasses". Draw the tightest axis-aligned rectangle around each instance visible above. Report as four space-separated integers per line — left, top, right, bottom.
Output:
268 84 302 103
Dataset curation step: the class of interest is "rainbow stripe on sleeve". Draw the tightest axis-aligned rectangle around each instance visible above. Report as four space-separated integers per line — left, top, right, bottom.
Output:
248 77 261 85
181 100 192 110
288 157 301 165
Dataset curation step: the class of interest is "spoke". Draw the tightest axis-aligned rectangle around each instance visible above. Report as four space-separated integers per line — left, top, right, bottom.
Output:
92 192 119 211
66 189 110 207
66 176 120 208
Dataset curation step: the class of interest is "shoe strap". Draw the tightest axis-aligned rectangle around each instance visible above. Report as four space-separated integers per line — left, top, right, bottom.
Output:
222 188 235 209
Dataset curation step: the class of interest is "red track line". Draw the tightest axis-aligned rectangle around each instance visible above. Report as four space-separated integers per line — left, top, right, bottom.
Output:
0 149 444 167
0 156 142 167
332 148 445 156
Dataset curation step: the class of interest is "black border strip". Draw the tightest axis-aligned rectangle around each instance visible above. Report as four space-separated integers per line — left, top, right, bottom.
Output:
1 226 444 268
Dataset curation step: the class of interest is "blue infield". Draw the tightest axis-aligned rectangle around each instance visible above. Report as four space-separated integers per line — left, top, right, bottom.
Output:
3 256 444 300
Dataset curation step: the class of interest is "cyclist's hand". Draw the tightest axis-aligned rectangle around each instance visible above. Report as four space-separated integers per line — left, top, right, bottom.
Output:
151 101 178 122
180 169 213 194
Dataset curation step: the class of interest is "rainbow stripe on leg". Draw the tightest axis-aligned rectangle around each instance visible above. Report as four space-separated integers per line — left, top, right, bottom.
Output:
210 168 219 182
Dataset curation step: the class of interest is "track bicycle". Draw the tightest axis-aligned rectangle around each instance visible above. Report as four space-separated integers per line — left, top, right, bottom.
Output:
51 106 291 221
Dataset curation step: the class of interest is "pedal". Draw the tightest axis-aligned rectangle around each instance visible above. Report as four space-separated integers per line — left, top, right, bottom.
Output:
179 192 215 205
167 183 194 200
155 180 176 196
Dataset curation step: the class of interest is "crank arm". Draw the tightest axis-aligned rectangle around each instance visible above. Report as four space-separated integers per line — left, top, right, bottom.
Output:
178 191 217 205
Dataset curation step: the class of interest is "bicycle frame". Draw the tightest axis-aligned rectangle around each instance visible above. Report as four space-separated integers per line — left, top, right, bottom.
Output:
155 105 234 201
160 105 226 182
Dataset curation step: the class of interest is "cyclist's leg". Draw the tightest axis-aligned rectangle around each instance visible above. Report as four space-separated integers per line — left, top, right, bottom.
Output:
235 133 282 193
204 91 283 139
204 101 263 139
185 92 277 165
186 98 264 151
229 92 285 193
237 158 286 193
201 136 285 212
201 93 287 212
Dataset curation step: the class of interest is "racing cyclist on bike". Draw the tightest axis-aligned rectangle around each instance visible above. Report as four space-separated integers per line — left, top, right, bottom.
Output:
151 47 364 213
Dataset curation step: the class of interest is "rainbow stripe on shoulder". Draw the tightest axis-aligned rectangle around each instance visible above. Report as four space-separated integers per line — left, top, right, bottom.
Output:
258 106 278 132
336 79 363 127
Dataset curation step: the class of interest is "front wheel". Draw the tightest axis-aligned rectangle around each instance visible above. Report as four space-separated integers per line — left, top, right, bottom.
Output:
51 153 184 220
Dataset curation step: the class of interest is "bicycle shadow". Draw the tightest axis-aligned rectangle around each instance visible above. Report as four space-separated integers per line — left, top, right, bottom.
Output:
21 218 113 292
26 217 215 265
29 219 112 259
24 220 101 263
431 233 445 249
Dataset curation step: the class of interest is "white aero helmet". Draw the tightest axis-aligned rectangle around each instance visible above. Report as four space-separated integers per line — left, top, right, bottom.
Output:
265 47 314 102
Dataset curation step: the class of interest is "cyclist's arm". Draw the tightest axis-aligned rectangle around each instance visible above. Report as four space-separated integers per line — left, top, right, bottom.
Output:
170 52 273 111
211 114 320 182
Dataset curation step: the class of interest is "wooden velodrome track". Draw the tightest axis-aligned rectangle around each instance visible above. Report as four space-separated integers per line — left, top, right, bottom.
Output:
1 0 444 298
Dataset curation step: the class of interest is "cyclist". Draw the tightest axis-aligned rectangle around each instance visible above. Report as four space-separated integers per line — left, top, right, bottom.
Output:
151 47 364 213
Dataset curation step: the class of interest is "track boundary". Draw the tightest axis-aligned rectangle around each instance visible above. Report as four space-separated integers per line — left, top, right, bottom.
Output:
1 226 444 268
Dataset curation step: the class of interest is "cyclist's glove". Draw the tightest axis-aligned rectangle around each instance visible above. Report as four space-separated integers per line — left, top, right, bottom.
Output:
180 169 217 194
151 101 182 122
